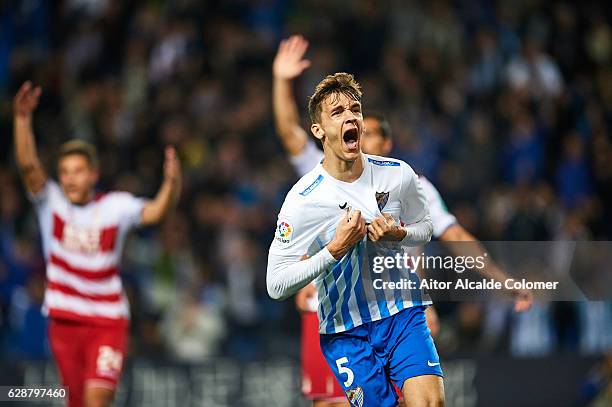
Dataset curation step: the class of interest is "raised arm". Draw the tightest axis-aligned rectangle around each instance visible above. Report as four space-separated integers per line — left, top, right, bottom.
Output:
141 146 182 225
13 81 47 195
272 35 312 156
421 176 532 312
439 225 533 312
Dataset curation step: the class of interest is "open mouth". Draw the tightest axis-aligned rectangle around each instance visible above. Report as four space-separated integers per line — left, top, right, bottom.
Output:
342 127 359 151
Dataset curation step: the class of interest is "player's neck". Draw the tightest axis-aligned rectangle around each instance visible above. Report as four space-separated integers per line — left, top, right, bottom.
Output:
68 190 96 206
321 151 364 183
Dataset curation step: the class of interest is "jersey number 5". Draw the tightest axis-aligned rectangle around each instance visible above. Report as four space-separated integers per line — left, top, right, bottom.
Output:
335 357 354 387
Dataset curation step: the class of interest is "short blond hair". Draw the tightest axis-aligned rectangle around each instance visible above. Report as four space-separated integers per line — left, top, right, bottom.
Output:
308 72 362 123
58 139 99 168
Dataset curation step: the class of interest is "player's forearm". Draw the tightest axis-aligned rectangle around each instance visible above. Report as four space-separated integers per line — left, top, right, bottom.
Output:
141 178 180 225
273 77 307 156
13 115 46 193
444 227 509 283
14 116 38 166
273 77 300 133
400 215 433 246
267 248 337 300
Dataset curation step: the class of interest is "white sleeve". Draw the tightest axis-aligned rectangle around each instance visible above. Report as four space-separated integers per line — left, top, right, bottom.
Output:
111 192 146 228
399 163 433 246
419 177 457 238
28 180 63 208
266 196 336 300
28 180 63 259
267 248 337 300
289 140 324 177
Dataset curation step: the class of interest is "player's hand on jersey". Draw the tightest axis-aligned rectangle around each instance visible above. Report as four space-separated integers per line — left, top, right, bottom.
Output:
14 81 42 118
367 213 407 242
273 35 311 80
513 288 533 312
327 209 367 260
163 146 181 184
295 283 317 313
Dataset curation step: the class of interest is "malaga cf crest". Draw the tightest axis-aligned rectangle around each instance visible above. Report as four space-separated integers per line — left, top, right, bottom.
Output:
345 386 364 407
375 191 389 211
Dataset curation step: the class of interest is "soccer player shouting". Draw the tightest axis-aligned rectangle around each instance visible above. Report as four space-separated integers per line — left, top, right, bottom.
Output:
13 81 181 407
267 73 443 406
272 36 532 407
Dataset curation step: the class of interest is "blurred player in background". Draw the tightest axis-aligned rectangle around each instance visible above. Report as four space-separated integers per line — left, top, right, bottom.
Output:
272 35 533 407
267 71 440 406
12 81 181 407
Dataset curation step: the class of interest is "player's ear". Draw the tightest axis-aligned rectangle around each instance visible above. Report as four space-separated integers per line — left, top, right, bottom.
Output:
90 167 100 184
311 123 324 141
383 138 393 155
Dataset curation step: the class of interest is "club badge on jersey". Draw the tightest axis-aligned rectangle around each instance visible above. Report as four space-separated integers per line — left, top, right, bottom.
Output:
375 191 389 211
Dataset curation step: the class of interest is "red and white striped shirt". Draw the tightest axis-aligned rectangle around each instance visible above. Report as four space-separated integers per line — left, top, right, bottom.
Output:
31 181 144 326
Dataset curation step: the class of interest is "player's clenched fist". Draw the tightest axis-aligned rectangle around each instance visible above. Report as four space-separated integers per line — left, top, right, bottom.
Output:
13 81 42 118
327 209 367 260
367 213 407 242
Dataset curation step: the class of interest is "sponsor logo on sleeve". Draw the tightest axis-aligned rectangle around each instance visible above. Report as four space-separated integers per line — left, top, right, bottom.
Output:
299 174 324 196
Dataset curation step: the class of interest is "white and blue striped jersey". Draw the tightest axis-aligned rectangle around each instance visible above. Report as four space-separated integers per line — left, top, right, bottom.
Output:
269 153 432 334
287 141 457 313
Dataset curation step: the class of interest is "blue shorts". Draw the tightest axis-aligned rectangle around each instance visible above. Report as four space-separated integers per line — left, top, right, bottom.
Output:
319 306 443 407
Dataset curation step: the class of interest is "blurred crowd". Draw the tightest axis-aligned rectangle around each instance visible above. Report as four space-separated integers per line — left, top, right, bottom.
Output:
0 0 611 365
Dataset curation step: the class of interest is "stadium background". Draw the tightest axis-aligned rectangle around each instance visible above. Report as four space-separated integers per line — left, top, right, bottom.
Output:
0 0 611 406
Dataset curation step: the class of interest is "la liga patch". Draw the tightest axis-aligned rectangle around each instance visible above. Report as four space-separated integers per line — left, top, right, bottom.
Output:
275 220 293 244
